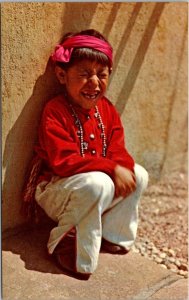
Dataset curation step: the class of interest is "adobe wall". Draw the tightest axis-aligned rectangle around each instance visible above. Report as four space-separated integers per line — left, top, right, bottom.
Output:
2 2 187 230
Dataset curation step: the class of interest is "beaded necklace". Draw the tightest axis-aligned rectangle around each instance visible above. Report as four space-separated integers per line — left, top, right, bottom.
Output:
69 104 107 157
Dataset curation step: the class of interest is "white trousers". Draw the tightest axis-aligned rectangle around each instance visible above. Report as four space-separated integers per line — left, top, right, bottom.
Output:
35 164 148 273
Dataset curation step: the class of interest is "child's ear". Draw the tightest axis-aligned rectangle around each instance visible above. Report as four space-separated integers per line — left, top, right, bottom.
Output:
55 66 67 84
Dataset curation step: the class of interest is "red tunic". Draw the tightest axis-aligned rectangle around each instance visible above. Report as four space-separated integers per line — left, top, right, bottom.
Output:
35 94 134 183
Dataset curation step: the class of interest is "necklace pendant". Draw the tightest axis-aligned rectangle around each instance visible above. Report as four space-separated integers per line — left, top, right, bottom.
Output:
70 104 106 158
83 142 88 150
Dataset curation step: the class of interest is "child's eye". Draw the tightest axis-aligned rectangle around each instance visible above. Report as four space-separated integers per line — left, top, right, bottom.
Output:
79 73 88 77
99 73 108 79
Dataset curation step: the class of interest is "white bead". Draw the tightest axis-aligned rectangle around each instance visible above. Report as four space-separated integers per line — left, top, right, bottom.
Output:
70 104 106 157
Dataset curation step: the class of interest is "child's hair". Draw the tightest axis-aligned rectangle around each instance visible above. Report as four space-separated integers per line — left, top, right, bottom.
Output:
56 29 112 71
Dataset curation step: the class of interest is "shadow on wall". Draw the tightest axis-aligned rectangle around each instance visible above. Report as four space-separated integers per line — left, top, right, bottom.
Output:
2 2 165 229
2 59 63 228
113 3 165 114
60 2 98 34
107 2 143 87
160 22 188 176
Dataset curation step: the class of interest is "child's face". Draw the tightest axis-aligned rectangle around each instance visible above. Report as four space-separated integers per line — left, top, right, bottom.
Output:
56 59 110 110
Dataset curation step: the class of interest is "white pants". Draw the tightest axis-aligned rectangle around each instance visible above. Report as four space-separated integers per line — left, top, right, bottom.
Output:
35 164 148 273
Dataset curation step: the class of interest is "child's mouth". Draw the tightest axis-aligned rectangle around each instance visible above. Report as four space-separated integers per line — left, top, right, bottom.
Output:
82 91 100 100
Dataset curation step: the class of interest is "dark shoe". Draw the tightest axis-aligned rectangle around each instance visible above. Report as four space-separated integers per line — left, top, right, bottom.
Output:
53 230 91 280
101 238 129 255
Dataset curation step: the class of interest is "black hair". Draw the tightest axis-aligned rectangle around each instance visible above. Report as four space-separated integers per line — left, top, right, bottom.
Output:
56 29 112 72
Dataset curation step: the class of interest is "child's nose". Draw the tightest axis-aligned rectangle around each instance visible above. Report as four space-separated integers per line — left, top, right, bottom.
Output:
88 75 99 87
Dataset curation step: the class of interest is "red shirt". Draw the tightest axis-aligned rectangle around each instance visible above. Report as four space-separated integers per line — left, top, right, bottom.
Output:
35 94 134 183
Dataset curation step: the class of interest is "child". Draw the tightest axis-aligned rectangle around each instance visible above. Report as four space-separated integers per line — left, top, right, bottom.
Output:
24 29 148 279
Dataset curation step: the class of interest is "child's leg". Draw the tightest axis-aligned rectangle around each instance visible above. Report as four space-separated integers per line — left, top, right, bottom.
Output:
102 164 148 250
35 171 114 273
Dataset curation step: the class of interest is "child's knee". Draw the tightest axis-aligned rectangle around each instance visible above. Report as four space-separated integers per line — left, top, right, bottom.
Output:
85 172 115 199
70 172 114 213
134 164 149 192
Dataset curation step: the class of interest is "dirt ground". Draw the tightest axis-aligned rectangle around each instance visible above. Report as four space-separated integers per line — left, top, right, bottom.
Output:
135 171 188 277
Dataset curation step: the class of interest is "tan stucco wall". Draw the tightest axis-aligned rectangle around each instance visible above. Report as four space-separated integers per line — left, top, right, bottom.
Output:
2 2 188 230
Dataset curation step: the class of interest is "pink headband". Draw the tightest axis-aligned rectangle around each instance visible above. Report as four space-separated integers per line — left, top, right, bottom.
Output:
51 35 113 65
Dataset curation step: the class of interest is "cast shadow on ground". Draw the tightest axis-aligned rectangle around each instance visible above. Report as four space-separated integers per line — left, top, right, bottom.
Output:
2 220 91 280
2 219 62 274
2 218 108 281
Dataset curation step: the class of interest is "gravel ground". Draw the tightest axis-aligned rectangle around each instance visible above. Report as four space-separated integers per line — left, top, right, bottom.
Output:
132 172 188 278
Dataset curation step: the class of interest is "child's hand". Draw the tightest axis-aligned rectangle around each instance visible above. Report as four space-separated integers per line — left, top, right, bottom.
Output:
114 165 136 198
